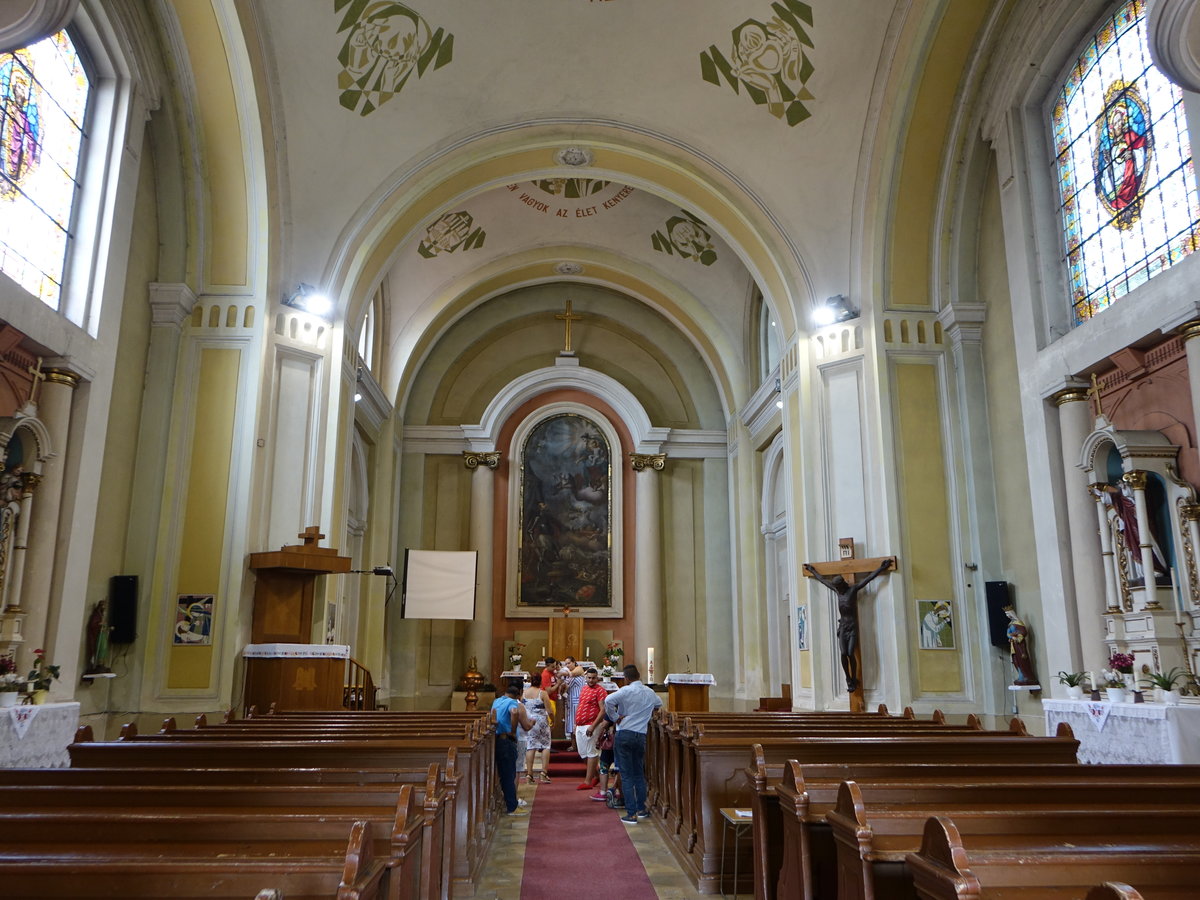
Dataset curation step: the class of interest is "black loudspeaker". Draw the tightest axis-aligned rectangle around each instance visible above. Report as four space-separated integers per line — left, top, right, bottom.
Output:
109 575 137 644
985 581 1011 649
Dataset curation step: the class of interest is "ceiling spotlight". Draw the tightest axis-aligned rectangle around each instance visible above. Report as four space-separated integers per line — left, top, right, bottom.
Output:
812 294 857 327
774 377 783 409
283 283 332 318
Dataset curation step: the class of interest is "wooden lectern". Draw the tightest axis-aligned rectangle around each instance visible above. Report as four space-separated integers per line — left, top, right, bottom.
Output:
244 527 351 712
666 675 714 712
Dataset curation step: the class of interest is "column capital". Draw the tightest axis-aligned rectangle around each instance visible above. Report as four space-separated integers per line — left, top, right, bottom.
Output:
462 451 500 470
1050 387 1090 406
1180 502 1200 522
20 472 42 495
629 453 666 472
43 368 81 389
148 282 198 328
1122 470 1149 491
1178 319 1200 342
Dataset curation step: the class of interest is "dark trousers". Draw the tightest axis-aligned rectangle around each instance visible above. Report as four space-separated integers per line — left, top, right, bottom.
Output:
614 730 647 816
495 735 519 812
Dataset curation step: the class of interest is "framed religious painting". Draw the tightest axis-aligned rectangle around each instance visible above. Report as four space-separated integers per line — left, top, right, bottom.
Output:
508 407 623 618
917 599 954 650
174 594 214 645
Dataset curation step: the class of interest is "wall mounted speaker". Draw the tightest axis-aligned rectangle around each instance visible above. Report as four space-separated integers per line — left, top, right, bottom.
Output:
984 580 1011 649
109 575 137 644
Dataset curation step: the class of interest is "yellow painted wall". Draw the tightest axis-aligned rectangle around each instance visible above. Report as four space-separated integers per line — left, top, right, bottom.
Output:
893 361 962 692
167 348 239 688
169 0 248 286
890 2 991 307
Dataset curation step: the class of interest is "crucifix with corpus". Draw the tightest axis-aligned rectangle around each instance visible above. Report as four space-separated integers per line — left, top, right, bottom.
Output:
802 538 897 711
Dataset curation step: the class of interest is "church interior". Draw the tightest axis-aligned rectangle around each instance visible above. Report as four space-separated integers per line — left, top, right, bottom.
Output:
3 0 1200 752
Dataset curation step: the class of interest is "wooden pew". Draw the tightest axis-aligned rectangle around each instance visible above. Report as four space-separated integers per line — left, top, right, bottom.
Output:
767 758 1200 900
0 785 427 900
907 815 1200 900
662 726 1079 895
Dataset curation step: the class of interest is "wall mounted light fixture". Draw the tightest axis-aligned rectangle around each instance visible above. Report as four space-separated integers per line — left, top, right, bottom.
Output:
283 282 332 318
812 294 858 327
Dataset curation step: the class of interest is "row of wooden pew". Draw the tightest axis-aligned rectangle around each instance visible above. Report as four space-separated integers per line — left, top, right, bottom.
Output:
0 709 501 899
644 707 1200 898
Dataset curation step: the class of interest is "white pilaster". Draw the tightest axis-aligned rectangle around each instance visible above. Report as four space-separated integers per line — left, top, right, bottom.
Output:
463 451 499 676
631 453 665 682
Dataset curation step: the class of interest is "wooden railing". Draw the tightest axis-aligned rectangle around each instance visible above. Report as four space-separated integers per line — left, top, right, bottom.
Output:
343 657 377 710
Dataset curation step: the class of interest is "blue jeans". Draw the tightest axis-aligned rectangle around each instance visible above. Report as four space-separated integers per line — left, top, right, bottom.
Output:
614 730 647 816
495 735 519 812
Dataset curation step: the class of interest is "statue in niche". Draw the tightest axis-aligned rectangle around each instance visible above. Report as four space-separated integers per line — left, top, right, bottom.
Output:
1004 606 1038 686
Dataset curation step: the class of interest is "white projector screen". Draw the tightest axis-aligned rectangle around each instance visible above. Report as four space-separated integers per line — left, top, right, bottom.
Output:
401 549 477 620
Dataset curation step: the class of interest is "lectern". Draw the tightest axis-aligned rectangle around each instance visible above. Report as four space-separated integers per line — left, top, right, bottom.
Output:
244 527 351 712
665 673 715 712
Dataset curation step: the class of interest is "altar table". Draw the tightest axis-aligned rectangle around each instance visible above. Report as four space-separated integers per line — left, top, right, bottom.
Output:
1043 698 1200 764
1 701 80 768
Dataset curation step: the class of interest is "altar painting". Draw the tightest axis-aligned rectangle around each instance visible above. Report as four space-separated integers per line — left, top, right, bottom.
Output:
519 414 611 609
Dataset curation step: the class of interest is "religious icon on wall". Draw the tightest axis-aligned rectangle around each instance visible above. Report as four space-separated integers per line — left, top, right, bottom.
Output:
917 599 954 650
519 414 612 609
174 594 214 645
1094 80 1153 231
325 602 338 644
795 604 808 651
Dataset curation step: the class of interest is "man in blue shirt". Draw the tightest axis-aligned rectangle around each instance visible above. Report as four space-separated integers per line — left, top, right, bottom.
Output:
492 681 533 814
603 663 663 824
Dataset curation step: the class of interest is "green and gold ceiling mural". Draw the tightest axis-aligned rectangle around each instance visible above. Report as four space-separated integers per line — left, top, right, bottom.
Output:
336 1 454 116
418 211 485 258
507 182 635 218
701 0 815 126
651 210 718 266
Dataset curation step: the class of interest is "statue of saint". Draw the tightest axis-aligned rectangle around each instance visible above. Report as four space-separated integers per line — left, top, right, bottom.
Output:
802 557 895 692
1004 606 1038 686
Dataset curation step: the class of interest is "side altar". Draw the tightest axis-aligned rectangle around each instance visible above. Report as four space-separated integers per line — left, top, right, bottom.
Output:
1043 697 1200 764
243 527 351 713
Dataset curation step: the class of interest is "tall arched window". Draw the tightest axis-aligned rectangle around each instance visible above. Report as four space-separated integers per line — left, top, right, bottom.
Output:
1051 0 1200 324
0 30 90 310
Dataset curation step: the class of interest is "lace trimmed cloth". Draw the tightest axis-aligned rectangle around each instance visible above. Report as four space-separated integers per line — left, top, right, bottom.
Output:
1043 698 1200 764
1 701 80 768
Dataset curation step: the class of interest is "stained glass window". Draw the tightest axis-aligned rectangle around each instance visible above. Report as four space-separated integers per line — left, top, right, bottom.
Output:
1052 0 1200 325
0 31 89 309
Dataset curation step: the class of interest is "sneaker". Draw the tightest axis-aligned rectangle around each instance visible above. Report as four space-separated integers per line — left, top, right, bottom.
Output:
637 809 650 818
516 799 528 808
619 814 638 825
590 791 606 801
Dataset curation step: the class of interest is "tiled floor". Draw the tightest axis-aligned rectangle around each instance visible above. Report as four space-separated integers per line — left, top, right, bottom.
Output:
474 780 709 900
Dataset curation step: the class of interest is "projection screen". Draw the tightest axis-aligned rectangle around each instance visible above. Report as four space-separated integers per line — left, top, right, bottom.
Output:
401 549 478 619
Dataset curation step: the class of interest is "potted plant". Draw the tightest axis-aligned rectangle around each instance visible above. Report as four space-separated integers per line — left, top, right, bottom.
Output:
1108 652 1136 689
1143 667 1187 705
0 656 23 708
26 648 60 704
508 642 526 673
1056 670 1086 700
1101 668 1129 703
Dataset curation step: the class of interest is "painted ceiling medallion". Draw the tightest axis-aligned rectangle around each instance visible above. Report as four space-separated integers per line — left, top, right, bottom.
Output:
701 0 816 127
652 210 718 266
556 146 593 167
336 1 454 117
555 262 584 276
418 210 485 258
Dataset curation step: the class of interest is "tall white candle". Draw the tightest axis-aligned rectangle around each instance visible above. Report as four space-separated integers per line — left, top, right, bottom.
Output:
647 647 655 681
542 646 546 657
1089 671 1096 691
586 645 591 659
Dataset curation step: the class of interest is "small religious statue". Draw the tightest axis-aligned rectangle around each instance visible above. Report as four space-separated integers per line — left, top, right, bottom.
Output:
84 599 112 676
1004 605 1038 686
802 557 895 693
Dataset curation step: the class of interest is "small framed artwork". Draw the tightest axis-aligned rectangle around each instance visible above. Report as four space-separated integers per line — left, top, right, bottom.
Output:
796 604 809 651
917 600 954 650
325 602 338 644
174 594 214 645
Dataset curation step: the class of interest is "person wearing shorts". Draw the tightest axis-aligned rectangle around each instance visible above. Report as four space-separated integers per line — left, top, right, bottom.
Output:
573 668 607 789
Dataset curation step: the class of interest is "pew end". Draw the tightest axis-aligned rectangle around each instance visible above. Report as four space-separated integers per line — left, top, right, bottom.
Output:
1086 884 1145 900
905 816 980 900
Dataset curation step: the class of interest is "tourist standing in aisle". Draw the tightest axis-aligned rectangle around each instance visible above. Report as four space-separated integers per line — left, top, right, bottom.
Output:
574 668 607 789
491 682 533 814
604 664 662 824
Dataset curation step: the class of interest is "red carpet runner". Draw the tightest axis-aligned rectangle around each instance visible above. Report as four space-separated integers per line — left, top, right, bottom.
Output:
520 739 659 899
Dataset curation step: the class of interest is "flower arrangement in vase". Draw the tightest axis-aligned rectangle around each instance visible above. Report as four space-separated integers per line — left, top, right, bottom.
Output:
508 642 526 672
27 648 60 702
603 641 623 669
0 656 23 707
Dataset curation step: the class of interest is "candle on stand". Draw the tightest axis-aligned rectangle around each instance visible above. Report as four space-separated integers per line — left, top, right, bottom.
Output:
541 646 546 657
647 647 655 682
586 645 591 660
1089 671 1096 691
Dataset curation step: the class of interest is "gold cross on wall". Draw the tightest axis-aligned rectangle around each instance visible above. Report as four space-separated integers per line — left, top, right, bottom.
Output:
26 357 45 406
1087 373 1106 419
555 299 583 354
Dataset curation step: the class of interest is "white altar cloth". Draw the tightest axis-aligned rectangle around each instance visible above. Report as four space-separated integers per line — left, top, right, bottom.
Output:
1 701 80 768
242 643 350 658
664 673 716 685
1043 698 1200 764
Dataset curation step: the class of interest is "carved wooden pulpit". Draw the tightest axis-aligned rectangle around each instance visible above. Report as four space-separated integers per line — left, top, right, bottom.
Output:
243 527 351 712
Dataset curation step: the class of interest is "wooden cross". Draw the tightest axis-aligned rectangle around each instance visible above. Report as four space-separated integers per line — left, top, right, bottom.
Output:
298 526 325 547
555 299 583 354
802 542 897 712
25 357 45 406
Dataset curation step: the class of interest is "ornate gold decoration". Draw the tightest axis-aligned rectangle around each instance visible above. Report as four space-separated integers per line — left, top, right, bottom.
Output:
1181 503 1200 523
1087 373 1105 418
629 453 666 472
1122 470 1148 491
555 299 583 354
1051 388 1089 406
1178 320 1200 342
1179 499 1199 608
462 451 500 470
1112 517 1133 612
21 472 41 493
43 368 81 388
